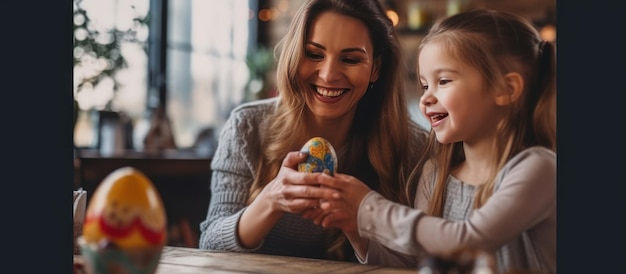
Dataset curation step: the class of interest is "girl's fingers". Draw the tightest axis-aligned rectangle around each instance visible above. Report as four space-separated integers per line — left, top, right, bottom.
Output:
322 211 353 229
301 208 323 219
316 173 360 190
321 213 335 228
316 173 343 189
303 208 323 223
301 209 312 219
313 210 333 226
319 199 343 210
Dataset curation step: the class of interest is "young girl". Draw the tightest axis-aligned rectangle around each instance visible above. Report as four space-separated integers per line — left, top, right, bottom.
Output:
308 9 556 273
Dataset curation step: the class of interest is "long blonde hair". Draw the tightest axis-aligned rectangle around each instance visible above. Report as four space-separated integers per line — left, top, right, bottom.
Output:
247 0 423 261
408 9 556 217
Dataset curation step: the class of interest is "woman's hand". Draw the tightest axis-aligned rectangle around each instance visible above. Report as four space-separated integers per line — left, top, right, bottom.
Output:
238 151 339 249
301 173 373 259
257 151 338 214
302 173 371 234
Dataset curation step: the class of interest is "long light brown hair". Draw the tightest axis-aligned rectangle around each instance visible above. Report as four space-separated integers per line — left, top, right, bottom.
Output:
246 0 424 261
408 9 556 217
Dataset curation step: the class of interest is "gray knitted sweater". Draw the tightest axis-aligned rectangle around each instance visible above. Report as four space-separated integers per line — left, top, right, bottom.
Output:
199 97 428 260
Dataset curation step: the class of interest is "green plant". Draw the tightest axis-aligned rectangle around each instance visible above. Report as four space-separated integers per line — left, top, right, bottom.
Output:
73 0 149 110
246 46 274 80
245 46 275 100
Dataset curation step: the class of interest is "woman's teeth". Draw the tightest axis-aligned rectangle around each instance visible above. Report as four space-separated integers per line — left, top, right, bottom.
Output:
316 87 345 97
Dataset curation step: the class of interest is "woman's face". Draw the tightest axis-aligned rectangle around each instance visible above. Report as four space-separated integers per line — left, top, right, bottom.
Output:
298 11 380 121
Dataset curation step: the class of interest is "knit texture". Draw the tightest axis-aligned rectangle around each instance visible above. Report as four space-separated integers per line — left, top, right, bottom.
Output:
198 98 329 259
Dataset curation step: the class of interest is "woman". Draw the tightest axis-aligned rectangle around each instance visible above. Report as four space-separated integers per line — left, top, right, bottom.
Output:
199 0 428 262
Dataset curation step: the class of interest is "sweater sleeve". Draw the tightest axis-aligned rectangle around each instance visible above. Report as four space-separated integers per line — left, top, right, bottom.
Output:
358 147 555 262
198 105 263 252
356 123 431 267
414 147 556 253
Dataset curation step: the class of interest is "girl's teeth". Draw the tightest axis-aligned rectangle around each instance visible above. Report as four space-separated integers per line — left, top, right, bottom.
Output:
430 114 447 121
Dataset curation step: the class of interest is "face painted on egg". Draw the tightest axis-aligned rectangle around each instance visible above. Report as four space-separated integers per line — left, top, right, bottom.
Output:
82 167 167 250
297 137 338 176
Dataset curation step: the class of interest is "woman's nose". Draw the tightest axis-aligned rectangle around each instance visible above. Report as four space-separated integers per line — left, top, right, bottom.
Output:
318 60 342 83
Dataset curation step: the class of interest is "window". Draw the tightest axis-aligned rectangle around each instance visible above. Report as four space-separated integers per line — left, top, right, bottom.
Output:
73 0 254 152
74 0 555 151
164 0 252 148
73 0 150 148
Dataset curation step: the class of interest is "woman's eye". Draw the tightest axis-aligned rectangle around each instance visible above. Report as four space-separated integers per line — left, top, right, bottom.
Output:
306 51 324 60
341 57 360 64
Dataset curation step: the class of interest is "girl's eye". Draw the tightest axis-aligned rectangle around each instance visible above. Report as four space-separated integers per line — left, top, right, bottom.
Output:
421 84 428 91
305 51 324 60
439 79 452 85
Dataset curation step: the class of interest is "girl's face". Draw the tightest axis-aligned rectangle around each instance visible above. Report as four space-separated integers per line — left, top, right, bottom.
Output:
298 11 380 121
418 41 500 145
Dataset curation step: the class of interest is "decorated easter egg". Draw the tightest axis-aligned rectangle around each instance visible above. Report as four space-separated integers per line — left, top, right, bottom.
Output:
298 137 338 176
82 167 167 250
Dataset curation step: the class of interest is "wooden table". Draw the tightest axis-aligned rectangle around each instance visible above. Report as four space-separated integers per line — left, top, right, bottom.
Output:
75 246 417 274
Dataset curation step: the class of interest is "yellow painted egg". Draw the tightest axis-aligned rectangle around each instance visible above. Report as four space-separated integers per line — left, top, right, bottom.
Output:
298 137 338 176
82 167 167 250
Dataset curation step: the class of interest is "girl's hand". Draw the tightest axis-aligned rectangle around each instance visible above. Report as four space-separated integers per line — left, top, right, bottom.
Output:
309 173 371 233
258 151 339 214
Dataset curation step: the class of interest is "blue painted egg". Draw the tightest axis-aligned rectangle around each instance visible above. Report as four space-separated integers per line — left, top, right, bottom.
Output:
297 137 338 176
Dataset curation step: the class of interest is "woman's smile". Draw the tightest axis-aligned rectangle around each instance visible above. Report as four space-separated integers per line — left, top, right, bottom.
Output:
299 11 379 120
315 86 347 98
312 85 349 103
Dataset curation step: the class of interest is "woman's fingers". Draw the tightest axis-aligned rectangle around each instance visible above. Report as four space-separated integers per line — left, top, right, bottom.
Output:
279 186 336 213
282 151 308 169
282 198 322 213
270 151 349 215
281 184 336 200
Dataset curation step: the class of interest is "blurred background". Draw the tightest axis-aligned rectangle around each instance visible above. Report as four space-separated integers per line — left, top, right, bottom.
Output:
72 0 556 247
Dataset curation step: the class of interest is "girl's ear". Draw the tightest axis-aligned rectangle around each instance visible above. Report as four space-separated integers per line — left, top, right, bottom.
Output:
494 72 524 106
370 56 382 82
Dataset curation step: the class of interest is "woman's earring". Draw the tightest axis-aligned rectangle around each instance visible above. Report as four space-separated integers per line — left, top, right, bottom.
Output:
369 82 374 90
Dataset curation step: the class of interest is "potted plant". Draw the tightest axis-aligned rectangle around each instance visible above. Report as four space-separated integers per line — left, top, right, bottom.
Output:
73 0 149 149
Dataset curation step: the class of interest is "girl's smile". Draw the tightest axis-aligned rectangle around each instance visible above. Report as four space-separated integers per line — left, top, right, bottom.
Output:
418 41 497 145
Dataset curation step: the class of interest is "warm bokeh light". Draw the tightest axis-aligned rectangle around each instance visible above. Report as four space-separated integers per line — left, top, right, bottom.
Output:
539 24 556 42
258 9 273 21
386 9 399 27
